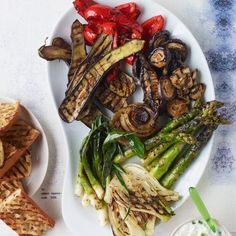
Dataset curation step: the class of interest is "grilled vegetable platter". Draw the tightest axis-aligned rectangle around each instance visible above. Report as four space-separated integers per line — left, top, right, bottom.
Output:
40 0 228 235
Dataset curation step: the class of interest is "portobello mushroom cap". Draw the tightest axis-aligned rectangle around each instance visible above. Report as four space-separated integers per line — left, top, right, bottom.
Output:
149 30 170 51
167 99 189 117
163 39 188 62
149 47 171 69
112 103 158 138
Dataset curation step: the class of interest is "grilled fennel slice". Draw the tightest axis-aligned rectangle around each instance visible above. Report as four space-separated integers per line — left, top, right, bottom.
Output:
105 164 179 236
59 39 145 122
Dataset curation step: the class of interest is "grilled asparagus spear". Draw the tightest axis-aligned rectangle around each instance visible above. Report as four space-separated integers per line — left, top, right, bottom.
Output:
113 101 222 163
149 142 185 180
160 126 216 188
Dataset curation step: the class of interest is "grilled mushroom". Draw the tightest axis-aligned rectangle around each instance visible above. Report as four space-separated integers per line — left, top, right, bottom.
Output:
160 78 176 100
169 66 197 90
190 83 206 100
108 72 136 98
167 99 189 117
112 103 158 138
149 30 170 51
149 47 171 69
163 39 188 62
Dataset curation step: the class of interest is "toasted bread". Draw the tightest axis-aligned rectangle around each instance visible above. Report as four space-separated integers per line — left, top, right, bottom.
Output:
2 150 32 180
0 188 55 235
0 121 40 178
0 138 4 167
0 142 25 178
2 119 40 149
0 102 20 135
0 179 23 203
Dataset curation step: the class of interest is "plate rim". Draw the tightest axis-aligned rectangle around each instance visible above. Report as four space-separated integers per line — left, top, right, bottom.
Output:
47 1 216 234
0 96 49 196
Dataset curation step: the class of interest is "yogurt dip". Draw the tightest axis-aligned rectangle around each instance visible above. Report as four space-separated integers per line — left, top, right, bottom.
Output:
172 219 231 236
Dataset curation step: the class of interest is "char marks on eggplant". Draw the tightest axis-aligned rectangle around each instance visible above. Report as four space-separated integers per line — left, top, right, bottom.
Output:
139 54 161 114
67 20 87 83
66 34 113 96
59 39 145 122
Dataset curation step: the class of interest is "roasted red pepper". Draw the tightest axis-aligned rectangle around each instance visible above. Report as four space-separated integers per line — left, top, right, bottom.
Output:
73 0 97 18
83 24 98 45
115 2 141 20
142 15 165 40
84 3 112 20
73 0 165 67
107 65 119 83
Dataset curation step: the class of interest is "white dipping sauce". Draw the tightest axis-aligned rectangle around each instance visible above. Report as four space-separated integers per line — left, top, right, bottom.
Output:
173 220 230 236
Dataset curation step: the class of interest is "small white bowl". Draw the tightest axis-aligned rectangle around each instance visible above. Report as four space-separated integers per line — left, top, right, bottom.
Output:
171 219 232 236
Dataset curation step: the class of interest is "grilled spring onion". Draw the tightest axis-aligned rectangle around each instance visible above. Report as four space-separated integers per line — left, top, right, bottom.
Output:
59 39 145 123
104 164 179 236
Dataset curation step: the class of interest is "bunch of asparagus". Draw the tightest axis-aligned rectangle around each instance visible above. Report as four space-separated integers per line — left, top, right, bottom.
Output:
114 100 229 188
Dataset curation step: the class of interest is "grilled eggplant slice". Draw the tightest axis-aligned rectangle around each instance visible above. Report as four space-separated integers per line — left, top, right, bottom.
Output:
112 103 157 138
59 39 145 122
108 72 136 98
78 103 104 128
38 44 71 65
160 78 176 100
67 20 87 83
132 53 142 79
167 99 189 117
66 34 113 96
149 30 170 51
163 39 188 62
95 84 128 112
139 54 161 113
149 47 171 69
190 83 206 100
52 37 71 51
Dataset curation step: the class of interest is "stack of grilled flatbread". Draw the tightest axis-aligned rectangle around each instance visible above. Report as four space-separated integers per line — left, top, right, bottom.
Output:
0 101 55 235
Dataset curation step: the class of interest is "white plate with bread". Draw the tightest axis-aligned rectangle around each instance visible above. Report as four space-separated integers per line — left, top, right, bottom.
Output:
0 96 49 195
0 96 55 236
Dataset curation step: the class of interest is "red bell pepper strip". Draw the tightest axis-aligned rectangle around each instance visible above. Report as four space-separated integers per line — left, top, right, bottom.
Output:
115 2 141 20
83 24 98 45
82 3 143 34
107 65 119 83
142 15 165 40
73 0 97 18
84 3 112 20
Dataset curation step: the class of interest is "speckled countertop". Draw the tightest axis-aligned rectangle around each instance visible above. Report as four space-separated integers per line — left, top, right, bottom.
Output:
0 0 235 235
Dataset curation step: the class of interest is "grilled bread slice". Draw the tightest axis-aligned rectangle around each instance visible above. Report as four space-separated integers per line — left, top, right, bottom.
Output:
0 101 20 135
2 119 40 149
0 142 26 178
0 179 23 203
2 150 32 180
0 120 40 178
0 188 55 235
0 138 4 167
